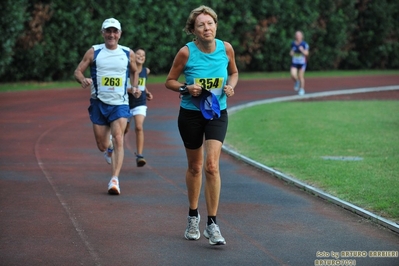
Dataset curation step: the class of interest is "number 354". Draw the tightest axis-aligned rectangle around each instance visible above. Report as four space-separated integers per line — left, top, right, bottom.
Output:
198 78 221 90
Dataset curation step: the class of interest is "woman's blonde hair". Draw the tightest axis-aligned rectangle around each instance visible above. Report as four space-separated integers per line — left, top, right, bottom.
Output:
183 5 218 35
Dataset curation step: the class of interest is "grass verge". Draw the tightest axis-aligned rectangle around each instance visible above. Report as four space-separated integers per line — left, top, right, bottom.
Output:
1 70 398 92
226 101 399 220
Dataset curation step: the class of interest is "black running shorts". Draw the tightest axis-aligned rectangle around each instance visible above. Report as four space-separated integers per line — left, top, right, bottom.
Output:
178 107 228 150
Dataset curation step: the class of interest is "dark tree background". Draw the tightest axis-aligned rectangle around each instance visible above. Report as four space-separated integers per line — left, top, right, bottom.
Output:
1 0 398 81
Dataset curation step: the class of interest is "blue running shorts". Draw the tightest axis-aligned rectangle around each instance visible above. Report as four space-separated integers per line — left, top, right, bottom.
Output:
291 63 307 71
88 98 131 126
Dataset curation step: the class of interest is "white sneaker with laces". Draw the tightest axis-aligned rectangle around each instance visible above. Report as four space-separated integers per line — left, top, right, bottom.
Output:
108 177 120 195
203 222 226 245
298 88 305 96
184 214 201 240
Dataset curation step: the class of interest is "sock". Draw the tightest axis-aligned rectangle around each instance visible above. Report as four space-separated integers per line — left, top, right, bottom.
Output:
189 208 198 217
207 216 216 225
108 137 114 152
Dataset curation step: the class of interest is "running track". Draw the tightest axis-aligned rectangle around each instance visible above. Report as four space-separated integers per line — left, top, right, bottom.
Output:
0 75 398 265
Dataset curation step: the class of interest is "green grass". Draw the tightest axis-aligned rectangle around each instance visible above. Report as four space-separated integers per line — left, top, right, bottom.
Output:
1 70 398 92
226 101 399 220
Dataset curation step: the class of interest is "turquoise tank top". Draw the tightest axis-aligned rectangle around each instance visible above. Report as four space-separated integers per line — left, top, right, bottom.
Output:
181 39 229 110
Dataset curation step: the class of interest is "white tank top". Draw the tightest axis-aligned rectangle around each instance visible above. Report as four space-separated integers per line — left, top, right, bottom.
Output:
90 44 130 105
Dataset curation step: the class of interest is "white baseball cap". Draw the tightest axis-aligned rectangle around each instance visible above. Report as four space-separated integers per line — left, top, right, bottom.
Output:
101 18 121 31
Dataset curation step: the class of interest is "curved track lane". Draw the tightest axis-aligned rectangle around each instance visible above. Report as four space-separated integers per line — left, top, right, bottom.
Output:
0 75 398 265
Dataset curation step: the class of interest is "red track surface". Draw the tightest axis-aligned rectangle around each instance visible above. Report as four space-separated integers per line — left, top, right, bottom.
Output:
1 75 398 265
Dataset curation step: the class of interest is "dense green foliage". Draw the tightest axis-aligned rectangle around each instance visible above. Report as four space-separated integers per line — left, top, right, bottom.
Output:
0 0 28 77
1 0 398 81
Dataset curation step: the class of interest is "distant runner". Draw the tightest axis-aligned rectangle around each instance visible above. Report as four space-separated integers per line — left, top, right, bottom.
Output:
290 31 309 96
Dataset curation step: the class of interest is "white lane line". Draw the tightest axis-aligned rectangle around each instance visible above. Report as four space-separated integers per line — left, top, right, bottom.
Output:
34 119 102 266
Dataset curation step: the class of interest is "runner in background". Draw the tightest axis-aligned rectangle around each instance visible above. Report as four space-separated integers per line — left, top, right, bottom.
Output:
290 31 309 96
125 48 153 167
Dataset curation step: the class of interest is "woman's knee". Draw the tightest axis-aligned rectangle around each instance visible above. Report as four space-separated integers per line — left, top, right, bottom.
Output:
187 162 203 176
135 125 143 133
204 160 219 176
